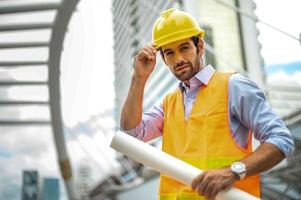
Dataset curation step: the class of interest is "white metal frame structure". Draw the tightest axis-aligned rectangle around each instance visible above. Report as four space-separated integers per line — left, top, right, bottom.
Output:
49 0 80 199
0 0 79 199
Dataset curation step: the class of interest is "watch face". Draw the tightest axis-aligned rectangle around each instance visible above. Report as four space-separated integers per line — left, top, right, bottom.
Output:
232 162 246 173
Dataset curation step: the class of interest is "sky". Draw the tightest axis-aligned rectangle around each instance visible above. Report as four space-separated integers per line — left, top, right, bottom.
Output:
253 0 301 85
254 0 301 65
0 0 300 199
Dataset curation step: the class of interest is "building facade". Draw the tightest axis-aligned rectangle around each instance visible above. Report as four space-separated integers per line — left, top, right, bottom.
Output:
77 159 92 200
22 170 39 200
41 178 59 200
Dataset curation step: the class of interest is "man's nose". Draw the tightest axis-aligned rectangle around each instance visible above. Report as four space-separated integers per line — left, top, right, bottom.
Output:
174 52 184 65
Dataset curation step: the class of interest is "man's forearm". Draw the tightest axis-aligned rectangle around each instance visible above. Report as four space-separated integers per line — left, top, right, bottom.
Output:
241 142 285 177
120 75 147 130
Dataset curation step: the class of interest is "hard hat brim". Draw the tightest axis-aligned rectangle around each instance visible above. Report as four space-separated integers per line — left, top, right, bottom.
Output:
153 29 205 49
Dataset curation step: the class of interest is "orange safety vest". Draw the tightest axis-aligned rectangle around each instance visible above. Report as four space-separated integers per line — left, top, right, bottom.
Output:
159 72 260 200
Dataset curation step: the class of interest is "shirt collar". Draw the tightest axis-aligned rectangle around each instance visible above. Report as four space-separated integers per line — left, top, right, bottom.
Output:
179 64 215 91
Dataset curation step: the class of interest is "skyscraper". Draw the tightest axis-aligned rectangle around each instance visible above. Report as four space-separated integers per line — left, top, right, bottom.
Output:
22 170 39 200
77 159 91 200
183 0 264 87
42 178 59 200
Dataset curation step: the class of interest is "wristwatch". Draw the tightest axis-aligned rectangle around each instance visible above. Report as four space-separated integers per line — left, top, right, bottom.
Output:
231 161 246 180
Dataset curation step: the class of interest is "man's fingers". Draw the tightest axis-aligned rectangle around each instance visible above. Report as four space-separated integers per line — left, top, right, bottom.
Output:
146 44 157 54
197 178 209 196
210 186 220 200
137 49 153 60
192 169 236 199
206 182 216 199
191 173 204 190
145 45 157 58
136 45 157 62
151 43 159 51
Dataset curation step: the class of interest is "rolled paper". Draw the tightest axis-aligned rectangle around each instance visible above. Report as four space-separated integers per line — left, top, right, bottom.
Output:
110 131 260 200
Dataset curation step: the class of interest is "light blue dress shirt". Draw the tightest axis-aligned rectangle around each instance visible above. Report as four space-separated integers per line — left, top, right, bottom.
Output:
126 65 295 157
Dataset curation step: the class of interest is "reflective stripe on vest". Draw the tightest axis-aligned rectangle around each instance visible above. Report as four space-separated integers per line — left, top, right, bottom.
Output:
159 72 260 200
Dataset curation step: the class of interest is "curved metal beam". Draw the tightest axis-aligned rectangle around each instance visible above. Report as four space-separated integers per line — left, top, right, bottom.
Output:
48 0 80 199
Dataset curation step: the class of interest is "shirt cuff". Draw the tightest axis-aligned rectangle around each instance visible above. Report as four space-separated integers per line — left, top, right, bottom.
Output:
119 122 142 138
264 136 295 157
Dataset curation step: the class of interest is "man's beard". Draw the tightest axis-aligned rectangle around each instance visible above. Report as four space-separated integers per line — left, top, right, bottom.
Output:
172 59 200 82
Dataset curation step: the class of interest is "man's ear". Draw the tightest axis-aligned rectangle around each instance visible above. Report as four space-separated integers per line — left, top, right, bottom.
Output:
198 36 205 56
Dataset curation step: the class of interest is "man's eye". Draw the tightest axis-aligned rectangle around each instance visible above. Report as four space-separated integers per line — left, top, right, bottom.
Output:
181 46 189 51
166 52 174 56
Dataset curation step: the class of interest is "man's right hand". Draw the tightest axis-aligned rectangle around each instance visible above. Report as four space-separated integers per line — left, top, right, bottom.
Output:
134 45 157 80
120 45 157 130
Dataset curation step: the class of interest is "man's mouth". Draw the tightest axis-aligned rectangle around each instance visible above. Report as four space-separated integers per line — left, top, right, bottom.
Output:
175 65 190 72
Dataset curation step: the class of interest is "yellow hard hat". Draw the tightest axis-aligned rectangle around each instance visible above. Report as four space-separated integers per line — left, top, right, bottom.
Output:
152 8 205 49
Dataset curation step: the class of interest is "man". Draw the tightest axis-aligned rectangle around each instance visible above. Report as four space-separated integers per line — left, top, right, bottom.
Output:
120 8 294 200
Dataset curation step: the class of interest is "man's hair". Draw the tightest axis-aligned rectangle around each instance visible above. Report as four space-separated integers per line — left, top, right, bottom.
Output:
159 35 200 60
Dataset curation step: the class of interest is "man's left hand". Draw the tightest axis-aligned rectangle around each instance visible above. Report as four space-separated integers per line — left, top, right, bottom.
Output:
191 167 238 200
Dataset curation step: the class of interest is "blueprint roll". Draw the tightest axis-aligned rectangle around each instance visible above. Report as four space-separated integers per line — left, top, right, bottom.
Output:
110 131 260 200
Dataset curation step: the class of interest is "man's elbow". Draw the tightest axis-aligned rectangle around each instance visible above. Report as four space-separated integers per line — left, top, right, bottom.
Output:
120 114 130 131
120 120 134 131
